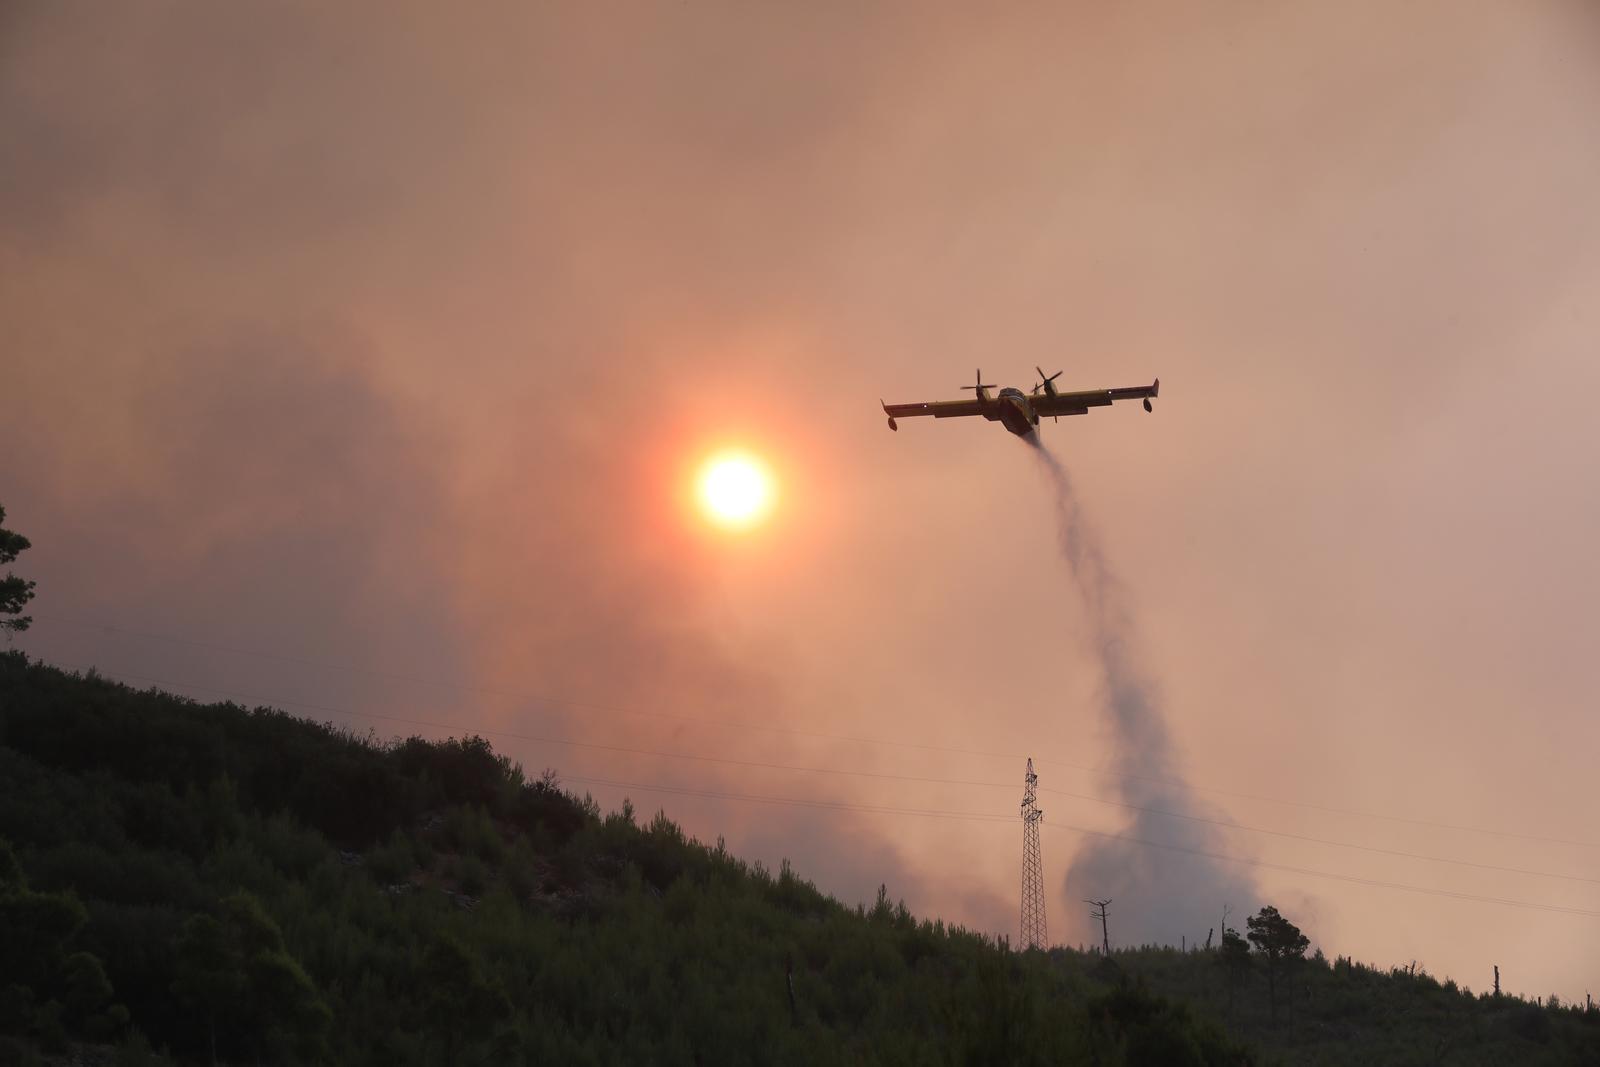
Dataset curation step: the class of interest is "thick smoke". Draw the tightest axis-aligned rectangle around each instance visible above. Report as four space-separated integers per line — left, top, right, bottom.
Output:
0 0 1005 928
1032 441 1257 949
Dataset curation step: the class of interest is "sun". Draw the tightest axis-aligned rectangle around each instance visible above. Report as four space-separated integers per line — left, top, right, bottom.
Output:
697 452 774 529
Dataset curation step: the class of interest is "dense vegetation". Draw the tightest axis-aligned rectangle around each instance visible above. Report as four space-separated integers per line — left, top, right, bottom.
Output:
1 654 1251 1065
0 655 1595 1064
1052 937 1599 1065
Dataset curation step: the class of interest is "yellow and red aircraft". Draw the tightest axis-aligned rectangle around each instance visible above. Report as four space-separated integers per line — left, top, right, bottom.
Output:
882 368 1159 440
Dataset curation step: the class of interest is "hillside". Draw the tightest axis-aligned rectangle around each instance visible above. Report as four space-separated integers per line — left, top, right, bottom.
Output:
1 653 1595 1065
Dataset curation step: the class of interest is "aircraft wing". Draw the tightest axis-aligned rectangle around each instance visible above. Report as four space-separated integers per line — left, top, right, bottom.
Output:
1032 379 1159 418
881 398 987 420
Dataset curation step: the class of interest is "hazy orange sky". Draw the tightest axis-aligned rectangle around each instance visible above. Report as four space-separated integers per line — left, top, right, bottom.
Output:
4 1 1598 1001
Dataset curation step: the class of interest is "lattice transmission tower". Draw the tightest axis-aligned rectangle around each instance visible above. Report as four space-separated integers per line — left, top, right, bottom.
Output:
1020 757 1048 950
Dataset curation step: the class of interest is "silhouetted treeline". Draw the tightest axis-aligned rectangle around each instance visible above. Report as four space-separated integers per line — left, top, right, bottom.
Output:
5 656 1596 1064
1058 931 1600 1064
2 654 1252 1065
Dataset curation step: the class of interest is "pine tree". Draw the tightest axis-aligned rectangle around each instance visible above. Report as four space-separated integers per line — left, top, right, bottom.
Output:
0 506 35 637
1247 906 1309 1027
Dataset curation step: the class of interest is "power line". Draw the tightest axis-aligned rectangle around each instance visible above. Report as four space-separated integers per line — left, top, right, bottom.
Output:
561 773 1012 825
36 614 1023 756
1049 759 1600 854
558 774 1600 920
48 660 1600 891
33 614 1600 851
1036 785 1600 888
30 656 1600 919
1041 822 1600 920
53 662 1023 787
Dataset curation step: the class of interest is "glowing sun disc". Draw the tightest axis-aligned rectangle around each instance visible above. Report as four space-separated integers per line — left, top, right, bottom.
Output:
698 453 773 527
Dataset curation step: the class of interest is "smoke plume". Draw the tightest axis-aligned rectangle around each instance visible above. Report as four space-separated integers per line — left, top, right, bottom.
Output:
1033 441 1257 948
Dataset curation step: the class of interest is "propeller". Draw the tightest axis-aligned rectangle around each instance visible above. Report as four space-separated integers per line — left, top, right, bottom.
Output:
959 368 996 396
1033 366 1065 421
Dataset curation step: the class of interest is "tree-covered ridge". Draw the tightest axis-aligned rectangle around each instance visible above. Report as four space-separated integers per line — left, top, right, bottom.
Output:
1 655 1596 1065
0 655 1246 1065
1052 939 1600 1065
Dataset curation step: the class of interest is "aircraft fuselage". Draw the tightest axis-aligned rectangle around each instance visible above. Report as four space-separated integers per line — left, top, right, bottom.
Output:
990 387 1038 438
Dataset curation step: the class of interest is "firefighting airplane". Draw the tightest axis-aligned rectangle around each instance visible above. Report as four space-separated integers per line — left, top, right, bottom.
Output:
882 368 1159 440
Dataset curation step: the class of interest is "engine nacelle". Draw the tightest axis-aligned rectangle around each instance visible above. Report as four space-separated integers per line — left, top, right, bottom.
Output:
887 416 898 431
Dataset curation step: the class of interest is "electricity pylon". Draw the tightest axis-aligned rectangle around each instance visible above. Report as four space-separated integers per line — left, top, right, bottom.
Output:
1020 758 1047 950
